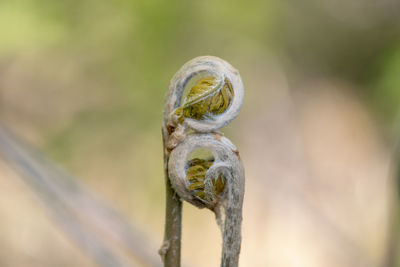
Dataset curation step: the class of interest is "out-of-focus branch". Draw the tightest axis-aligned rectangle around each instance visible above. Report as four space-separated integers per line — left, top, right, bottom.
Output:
0 124 161 267
384 114 400 267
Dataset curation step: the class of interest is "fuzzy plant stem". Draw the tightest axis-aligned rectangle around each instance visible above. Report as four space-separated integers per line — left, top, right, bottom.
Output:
159 130 182 267
160 56 245 267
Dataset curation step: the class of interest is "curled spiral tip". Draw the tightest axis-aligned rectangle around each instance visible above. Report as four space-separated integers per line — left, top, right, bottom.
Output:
163 56 244 134
168 134 244 210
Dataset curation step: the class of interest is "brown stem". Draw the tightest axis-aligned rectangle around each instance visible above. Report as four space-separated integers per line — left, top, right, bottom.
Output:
160 129 182 267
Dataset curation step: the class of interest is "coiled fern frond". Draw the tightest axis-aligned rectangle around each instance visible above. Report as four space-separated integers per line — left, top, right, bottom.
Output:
161 56 245 267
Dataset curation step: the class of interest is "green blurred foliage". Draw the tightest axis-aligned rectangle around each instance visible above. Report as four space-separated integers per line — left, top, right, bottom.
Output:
371 46 400 120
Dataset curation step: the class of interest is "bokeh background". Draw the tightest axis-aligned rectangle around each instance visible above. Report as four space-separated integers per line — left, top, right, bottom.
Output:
1 0 400 266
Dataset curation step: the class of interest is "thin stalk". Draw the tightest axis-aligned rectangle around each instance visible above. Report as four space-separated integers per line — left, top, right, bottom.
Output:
160 130 182 267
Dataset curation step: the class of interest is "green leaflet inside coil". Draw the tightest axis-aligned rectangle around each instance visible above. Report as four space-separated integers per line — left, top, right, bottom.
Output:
185 157 226 202
174 76 234 121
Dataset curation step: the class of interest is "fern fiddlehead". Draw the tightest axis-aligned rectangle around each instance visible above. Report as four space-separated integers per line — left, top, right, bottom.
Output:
161 56 245 267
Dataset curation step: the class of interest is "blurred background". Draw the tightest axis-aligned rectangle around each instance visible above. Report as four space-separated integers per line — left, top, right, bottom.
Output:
1 0 400 266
